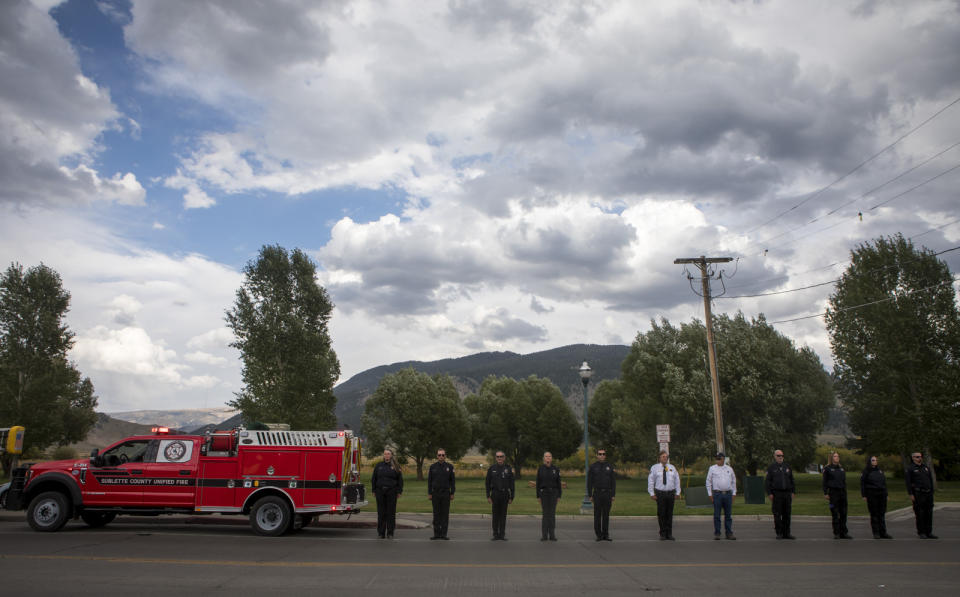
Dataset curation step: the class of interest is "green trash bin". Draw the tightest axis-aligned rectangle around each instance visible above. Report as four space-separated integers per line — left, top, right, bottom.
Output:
744 475 765 504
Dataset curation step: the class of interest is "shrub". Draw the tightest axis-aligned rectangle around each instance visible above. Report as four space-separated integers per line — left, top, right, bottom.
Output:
50 445 78 460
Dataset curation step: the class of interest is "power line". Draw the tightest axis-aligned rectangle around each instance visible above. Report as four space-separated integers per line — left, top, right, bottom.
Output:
719 245 960 300
912 216 960 240
747 141 960 252
825 141 960 217
866 162 960 211
769 275 960 324
740 94 960 239
725 222 960 292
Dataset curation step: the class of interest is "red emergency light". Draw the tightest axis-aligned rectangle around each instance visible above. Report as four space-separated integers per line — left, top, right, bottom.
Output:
152 426 170 434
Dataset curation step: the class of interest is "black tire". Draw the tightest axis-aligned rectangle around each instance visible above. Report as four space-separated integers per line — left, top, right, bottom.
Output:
250 495 292 536
27 491 71 532
80 511 117 528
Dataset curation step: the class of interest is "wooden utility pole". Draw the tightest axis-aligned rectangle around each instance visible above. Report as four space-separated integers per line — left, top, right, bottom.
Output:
674 256 732 456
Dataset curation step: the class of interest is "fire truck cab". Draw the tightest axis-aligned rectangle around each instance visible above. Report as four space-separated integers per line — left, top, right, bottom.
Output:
4 427 367 536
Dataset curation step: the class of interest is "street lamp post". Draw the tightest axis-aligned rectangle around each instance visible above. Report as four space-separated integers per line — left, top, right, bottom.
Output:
579 361 593 512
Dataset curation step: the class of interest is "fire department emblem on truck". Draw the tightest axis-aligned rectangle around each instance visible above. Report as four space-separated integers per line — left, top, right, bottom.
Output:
163 440 187 462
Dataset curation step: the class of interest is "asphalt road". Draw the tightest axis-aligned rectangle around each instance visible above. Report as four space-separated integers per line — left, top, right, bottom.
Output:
1 507 958 596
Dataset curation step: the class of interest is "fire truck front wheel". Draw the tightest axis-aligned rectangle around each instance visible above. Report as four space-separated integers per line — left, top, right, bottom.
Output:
27 491 71 532
250 496 292 536
80 511 117 528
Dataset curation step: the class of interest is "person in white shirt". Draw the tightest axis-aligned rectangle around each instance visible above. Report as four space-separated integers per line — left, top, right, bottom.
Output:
706 452 737 540
648 450 682 540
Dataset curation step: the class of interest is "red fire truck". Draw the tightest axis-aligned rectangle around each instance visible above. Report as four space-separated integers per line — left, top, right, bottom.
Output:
3 427 367 536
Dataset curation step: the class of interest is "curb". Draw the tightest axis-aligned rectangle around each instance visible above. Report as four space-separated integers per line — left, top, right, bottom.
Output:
2 503 956 527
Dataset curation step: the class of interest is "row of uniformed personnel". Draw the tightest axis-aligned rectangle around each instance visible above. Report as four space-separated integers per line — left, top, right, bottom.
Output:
370 447 940 541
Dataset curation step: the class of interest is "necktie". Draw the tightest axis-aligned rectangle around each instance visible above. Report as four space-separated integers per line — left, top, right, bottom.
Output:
662 464 667 487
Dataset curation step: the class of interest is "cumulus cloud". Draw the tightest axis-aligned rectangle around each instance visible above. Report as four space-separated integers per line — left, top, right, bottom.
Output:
472 307 548 343
74 325 184 383
530 296 553 314
187 327 235 351
3 0 959 403
0 0 144 206
0 205 242 410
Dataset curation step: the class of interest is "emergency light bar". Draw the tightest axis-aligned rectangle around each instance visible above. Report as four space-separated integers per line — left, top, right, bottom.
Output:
152 426 170 434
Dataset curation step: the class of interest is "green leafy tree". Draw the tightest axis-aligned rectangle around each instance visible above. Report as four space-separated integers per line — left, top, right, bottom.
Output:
715 313 832 474
826 234 960 468
614 319 714 465
587 379 629 464
464 375 581 477
0 263 98 474
602 315 832 473
361 368 471 480
226 245 340 429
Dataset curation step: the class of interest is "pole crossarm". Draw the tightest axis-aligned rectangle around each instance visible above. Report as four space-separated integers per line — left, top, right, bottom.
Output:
673 257 734 264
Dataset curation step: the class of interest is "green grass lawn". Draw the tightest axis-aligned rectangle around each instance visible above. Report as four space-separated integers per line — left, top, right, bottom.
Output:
374 473 960 516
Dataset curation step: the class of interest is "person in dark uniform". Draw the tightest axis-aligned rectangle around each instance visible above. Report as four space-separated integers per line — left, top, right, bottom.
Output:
906 451 937 539
861 455 892 539
822 451 851 539
427 448 455 540
485 450 515 540
647 450 681 540
765 449 796 539
587 448 615 541
536 451 562 541
371 448 403 538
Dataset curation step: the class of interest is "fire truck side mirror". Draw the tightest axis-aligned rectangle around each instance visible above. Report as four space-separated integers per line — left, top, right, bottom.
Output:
89 448 103 468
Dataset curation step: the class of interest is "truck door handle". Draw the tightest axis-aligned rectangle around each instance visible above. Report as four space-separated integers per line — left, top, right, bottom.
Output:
179 470 191 476
130 470 143 475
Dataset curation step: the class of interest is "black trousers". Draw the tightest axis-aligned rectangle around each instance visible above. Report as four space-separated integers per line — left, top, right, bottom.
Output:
490 490 509 538
865 490 887 536
655 490 676 537
772 491 792 537
593 489 612 538
540 489 558 539
431 490 451 537
375 489 398 536
913 491 934 535
827 488 848 536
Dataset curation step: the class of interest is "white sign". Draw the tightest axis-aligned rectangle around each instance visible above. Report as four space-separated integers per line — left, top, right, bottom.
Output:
656 424 670 443
157 439 193 463
659 442 670 454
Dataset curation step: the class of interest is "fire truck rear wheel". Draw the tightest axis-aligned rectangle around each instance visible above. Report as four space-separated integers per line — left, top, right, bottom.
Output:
27 491 71 532
250 495 292 536
80 511 117 528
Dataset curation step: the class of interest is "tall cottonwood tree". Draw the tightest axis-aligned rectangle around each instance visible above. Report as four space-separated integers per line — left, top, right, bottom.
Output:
361 368 471 480
465 375 581 477
0 263 97 473
826 235 960 466
593 314 832 473
226 245 340 429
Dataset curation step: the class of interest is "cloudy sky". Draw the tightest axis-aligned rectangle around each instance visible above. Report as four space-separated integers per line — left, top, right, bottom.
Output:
2 0 958 413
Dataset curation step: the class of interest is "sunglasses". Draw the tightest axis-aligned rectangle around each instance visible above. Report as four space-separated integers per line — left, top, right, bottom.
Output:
597 452 606 456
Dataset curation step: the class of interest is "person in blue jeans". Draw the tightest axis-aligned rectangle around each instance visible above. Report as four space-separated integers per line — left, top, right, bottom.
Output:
706 452 736 540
